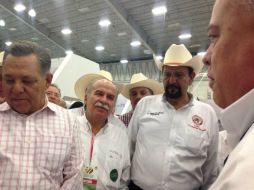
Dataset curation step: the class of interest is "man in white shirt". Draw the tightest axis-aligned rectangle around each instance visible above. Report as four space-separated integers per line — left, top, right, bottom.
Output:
75 77 130 190
119 73 163 127
0 40 83 189
203 0 254 189
128 44 219 190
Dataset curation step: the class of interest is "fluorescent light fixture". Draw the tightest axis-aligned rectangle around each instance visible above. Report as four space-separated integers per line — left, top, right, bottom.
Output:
130 41 141 47
120 59 128 64
65 50 73 55
0 19 5 27
5 41 12 46
81 39 89 43
178 33 192 39
197 51 206 56
98 19 111 27
156 55 163 60
144 49 152 54
28 9 36 17
95 46 104 51
152 6 167 16
61 28 72 35
117 32 127 36
9 27 17 31
14 4 26 12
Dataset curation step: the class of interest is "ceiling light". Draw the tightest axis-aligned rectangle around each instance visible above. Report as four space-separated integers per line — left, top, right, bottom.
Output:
189 44 201 48
130 41 141 47
5 41 12 46
95 46 104 51
178 33 192 39
156 55 163 60
65 50 73 55
99 19 111 27
117 32 127 36
81 39 89 43
61 28 72 35
120 59 128 64
28 9 36 17
9 27 17 31
14 4 26 12
78 7 90 13
152 6 167 16
0 19 5 27
144 49 152 55
197 51 206 56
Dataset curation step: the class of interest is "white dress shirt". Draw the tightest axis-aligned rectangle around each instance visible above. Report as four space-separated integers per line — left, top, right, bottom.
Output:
0 101 83 190
128 94 219 190
209 88 254 190
78 114 130 190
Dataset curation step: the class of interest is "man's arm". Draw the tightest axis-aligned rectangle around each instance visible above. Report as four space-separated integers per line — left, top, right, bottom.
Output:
60 119 84 190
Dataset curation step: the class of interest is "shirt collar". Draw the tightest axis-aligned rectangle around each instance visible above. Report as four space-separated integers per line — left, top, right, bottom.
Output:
0 97 57 116
220 88 254 141
162 92 194 108
83 113 111 134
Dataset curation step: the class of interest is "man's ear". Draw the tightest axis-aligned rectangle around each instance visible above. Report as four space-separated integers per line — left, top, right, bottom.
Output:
45 73 53 89
189 72 196 85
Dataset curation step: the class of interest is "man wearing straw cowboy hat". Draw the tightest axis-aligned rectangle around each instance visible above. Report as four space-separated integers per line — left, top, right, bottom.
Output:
128 44 219 190
74 71 130 189
119 73 163 127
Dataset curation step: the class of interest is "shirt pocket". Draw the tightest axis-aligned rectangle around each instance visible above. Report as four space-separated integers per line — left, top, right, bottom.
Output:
35 135 70 174
100 149 123 189
174 127 207 156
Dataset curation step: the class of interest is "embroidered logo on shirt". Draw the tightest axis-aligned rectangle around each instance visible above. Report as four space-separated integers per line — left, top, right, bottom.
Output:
110 169 118 182
147 111 164 116
188 115 206 131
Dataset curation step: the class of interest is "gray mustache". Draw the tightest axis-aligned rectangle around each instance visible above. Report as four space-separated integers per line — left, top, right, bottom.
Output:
95 102 109 111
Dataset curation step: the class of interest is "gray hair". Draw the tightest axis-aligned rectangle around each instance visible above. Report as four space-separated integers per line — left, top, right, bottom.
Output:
85 78 119 103
3 40 51 76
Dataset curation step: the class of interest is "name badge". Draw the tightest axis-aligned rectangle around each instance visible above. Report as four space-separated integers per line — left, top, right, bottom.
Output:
83 165 98 190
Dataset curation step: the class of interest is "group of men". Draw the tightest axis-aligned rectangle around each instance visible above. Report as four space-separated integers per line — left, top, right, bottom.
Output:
1 0 254 189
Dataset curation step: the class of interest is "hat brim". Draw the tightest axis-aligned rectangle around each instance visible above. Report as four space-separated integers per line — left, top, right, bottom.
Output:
163 55 203 76
74 74 123 100
121 79 164 99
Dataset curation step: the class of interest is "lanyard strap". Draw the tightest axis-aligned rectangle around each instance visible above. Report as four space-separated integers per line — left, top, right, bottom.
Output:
89 131 95 165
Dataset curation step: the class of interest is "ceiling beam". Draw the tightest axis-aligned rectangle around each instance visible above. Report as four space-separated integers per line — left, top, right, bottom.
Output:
103 0 158 55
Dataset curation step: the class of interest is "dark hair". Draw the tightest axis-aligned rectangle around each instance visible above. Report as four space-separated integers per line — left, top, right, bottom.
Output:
50 83 61 96
3 40 51 75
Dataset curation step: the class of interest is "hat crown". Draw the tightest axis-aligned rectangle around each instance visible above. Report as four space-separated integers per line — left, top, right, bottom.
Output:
96 70 113 81
163 44 192 65
130 73 148 84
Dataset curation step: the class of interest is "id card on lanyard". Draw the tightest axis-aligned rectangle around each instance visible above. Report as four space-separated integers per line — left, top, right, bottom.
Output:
83 131 98 190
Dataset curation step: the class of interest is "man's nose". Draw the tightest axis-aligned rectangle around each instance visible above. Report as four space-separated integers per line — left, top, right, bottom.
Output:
12 81 25 94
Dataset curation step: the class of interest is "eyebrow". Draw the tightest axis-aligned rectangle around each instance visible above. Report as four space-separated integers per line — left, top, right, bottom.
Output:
207 24 219 32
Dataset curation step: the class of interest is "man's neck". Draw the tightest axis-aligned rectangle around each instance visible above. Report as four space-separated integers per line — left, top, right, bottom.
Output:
167 94 191 110
86 112 107 135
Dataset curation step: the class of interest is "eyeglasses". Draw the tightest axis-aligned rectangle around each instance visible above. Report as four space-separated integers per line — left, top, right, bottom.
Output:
162 71 188 80
46 91 60 98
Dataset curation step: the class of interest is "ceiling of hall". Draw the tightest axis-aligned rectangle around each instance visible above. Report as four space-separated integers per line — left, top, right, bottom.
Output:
0 0 214 64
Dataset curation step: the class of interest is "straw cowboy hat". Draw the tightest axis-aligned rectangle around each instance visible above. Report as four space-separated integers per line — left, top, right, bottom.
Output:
0 51 4 66
74 70 122 100
121 73 164 99
163 44 203 75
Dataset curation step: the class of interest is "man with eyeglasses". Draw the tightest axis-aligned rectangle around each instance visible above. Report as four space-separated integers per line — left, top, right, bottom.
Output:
46 84 66 108
128 44 219 190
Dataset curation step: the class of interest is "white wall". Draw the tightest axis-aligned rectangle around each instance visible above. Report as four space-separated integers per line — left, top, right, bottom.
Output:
52 54 100 99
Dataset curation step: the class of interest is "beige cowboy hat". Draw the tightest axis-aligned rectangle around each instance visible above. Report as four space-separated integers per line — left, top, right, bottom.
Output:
121 73 164 99
0 51 4 66
163 44 203 75
74 70 122 100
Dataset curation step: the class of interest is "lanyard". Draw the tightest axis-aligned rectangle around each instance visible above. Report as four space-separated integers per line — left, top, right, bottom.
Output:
89 131 95 165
